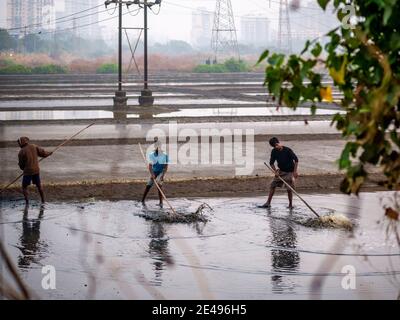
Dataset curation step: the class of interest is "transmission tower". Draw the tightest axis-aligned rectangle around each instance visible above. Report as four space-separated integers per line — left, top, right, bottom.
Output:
278 0 292 54
211 0 240 63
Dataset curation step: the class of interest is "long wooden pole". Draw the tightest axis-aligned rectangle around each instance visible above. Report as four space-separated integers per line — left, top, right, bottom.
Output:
138 143 178 217
264 162 320 218
0 123 95 193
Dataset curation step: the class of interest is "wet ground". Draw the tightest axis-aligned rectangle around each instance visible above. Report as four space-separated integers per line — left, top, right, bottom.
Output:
1 192 399 299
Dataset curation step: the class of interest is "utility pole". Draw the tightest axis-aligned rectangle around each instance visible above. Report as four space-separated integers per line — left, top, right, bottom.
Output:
105 0 128 108
105 0 162 108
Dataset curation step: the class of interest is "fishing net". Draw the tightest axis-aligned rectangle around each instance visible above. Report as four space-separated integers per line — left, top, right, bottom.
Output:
138 203 211 223
304 213 354 230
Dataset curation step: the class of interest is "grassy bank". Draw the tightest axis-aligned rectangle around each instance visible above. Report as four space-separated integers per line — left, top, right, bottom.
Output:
194 58 250 73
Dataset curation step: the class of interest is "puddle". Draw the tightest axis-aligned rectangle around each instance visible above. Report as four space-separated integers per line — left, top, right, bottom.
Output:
149 107 341 118
0 192 399 299
0 110 116 121
0 107 341 121
0 98 264 110
1 121 338 142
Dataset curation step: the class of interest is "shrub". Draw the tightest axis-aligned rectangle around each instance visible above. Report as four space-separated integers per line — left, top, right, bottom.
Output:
223 58 249 72
193 64 228 73
96 63 118 74
32 64 67 74
193 58 249 73
0 64 32 74
0 59 16 68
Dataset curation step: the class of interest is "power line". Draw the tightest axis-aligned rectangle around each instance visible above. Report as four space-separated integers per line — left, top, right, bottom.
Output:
164 0 336 29
5 3 104 32
22 9 129 37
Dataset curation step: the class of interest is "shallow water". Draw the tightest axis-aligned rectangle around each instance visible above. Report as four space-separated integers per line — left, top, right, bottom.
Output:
0 192 399 299
0 107 340 121
0 98 263 110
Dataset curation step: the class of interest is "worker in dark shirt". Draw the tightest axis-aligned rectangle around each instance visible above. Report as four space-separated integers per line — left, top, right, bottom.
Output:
18 137 52 204
261 137 299 209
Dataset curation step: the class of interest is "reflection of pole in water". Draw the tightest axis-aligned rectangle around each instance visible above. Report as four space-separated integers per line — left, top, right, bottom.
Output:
18 205 45 269
269 216 299 293
148 222 173 285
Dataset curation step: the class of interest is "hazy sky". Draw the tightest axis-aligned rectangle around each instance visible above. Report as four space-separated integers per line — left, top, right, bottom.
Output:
53 0 334 44
57 0 288 42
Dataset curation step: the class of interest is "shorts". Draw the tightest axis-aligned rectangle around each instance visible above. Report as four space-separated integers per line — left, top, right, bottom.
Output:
270 171 294 189
146 172 164 187
22 174 41 188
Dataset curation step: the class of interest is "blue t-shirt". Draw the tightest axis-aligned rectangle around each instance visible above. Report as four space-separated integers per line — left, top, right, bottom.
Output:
148 151 169 175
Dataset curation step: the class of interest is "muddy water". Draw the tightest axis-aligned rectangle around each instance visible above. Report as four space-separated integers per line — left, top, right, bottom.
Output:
0 192 399 299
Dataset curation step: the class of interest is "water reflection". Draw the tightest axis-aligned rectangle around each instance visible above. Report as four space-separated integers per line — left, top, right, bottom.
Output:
268 211 300 294
18 204 46 269
148 222 173 285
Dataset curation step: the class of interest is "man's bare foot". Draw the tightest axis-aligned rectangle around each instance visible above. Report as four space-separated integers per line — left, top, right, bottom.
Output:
259 203 271 208
158 202 163 209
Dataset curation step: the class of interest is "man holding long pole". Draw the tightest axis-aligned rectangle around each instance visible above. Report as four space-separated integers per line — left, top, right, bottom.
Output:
17 137 52 204
261 137 299 209
141 140 169 208
1 124 94 202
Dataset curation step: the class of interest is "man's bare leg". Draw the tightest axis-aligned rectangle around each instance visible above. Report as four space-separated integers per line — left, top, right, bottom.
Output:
37 184 45 203
141 185 152 205
287 189 293 209
22 187 29 205
261 187 276 208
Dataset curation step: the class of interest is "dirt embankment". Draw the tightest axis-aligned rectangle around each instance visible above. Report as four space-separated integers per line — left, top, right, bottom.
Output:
1 173 386 202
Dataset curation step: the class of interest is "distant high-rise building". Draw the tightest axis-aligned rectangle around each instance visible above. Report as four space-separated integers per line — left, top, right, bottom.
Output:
63 0 100 39
191 8 213 48
290 0 338 41
6 0 55 35
0 0 7 29
240 15 270 47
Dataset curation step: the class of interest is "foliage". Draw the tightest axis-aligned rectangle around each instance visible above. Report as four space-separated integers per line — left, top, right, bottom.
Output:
193 63 228 73
0 29 16 51
224 58 249 72
32 64 67 74
0 64 32 74
96 63 118 74
194 58 249 73
258 0 400 194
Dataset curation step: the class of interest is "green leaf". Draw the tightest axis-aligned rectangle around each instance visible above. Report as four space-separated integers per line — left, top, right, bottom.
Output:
311 104 317 115
383 5 392 25
256 50 269 65
317 0 330 10
301 40 312 55
267 54 285 67
339 142 359 169
311 43 322 57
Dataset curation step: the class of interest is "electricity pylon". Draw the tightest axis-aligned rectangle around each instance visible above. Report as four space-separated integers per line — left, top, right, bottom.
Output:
211 0 240 63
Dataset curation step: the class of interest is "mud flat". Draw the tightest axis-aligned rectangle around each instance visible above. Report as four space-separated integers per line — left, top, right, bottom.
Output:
0 192 399 299
1 173 385 203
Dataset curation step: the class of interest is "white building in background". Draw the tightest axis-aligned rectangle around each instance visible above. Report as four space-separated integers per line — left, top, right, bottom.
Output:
63 0 100 39
240 15 270 47
5 0 56 35
289 0 338 41
0 0 7 29
191 7 213 48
